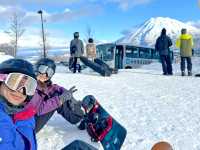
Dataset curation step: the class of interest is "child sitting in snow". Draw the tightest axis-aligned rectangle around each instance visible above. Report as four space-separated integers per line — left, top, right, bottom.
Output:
25 58 84 133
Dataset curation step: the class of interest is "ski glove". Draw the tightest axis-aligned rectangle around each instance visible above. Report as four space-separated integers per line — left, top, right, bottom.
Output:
59 86 77 105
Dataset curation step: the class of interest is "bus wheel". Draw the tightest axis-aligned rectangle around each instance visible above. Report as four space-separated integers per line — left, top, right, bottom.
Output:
125 66 132 69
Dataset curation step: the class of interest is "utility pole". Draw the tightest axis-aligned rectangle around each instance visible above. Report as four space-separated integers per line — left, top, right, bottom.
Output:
38 10 46 58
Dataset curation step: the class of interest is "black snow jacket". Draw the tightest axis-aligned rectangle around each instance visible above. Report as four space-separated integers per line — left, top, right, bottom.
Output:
155 35 172 55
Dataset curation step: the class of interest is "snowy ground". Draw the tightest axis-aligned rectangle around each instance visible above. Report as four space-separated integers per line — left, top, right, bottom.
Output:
36 57 200 150
1 55 200 149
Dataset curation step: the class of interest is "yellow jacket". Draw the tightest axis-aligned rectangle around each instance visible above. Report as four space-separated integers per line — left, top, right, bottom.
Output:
176 34 193 57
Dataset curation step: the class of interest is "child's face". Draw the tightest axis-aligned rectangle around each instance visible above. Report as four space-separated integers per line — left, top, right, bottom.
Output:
37 73 49 83
1 83 27 106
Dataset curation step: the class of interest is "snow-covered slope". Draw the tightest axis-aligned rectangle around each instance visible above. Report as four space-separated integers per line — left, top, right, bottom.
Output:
1 54 200 150
118 17 200 49
36 57 200 150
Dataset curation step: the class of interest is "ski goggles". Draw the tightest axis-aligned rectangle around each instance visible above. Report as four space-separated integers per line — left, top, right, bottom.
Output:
0 73 37 96
37 65 54 78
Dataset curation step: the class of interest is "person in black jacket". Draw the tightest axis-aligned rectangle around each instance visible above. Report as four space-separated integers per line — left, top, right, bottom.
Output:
155 28 173 75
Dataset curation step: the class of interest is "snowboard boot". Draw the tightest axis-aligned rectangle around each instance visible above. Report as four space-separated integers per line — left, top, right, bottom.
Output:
168 73 173 76
181 71 185 76
188 71 192 76
78 64 81 73
163 72 167 75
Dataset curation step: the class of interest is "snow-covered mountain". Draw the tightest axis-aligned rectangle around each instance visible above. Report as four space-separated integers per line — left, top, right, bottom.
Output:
118 17 200 49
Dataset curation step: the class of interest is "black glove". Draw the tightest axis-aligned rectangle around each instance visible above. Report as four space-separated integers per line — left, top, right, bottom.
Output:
69 86 78 93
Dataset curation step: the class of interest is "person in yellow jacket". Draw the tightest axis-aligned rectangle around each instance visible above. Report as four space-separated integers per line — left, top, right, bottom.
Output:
176 28 193 76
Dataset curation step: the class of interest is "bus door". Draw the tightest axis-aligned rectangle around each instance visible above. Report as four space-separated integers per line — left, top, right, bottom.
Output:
115 45 124 69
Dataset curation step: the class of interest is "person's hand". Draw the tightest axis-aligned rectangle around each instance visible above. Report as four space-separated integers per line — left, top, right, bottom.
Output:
59 86 77 105
69 86 77 93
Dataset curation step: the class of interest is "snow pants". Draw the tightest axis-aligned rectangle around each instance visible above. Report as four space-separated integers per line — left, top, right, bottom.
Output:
160 55 173 75
180 57 192 73
35 101 84 133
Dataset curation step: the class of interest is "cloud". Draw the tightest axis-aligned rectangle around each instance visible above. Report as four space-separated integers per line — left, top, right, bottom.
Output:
0 3 102 48
0 4 102 26
0 0 81 7
0 6 26 22
186 20 200 28
47 5 102 23
0 30 10 43
1 27 70 48
107 0 154 10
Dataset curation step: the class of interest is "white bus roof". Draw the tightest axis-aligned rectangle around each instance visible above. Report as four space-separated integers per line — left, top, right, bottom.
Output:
97 42 155 49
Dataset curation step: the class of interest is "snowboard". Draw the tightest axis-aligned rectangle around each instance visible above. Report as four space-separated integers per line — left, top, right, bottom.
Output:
62 140 97 150
69 56 81 72
80 56 111 76
68 56 74 71
101 117 127 150
81 95 127 150
94 58 118 74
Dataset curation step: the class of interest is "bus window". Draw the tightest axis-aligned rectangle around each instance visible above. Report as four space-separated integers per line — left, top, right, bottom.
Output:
151 49 159 59
125 46 139 58
139 47 151 59
96 44 114 61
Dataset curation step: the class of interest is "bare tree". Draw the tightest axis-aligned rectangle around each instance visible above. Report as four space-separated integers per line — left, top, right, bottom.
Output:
5 12 25 57
84 25 95 43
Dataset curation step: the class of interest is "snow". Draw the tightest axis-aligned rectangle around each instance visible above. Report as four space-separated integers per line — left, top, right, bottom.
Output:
36 57 200 150
1 54 200 149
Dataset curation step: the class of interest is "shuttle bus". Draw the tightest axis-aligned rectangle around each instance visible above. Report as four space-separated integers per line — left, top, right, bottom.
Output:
96 43 174 69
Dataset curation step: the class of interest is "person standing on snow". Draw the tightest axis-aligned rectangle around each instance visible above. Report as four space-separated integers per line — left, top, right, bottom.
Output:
155 28 173 75
0 59 38 150
176 28 193 76
82 38 117 76
86 38 97 61
24 58 84 133
70 32 84 73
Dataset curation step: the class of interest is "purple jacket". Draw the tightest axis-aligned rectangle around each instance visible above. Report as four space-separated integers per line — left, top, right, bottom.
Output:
25 83 65 115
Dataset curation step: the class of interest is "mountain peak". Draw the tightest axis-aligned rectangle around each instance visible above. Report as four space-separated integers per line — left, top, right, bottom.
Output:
118 17 200 48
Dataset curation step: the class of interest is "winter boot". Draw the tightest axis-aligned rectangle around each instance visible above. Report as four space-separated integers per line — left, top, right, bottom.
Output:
188 71 192 76
181 71 185 76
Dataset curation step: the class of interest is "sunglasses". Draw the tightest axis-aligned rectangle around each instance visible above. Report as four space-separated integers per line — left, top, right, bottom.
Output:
37 65 54 78
0 73 37 96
